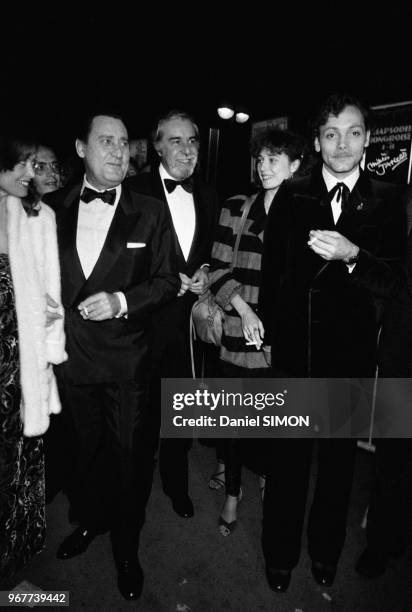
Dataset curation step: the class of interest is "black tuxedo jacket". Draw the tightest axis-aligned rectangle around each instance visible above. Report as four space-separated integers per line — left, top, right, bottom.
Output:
260 167 406 377
126 166 220 332
46 182 180 384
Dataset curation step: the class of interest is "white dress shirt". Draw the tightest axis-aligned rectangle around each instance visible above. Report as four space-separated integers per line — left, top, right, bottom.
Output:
159 164 196 261
322 165 360 224
76 177 127 315
322 165 360 272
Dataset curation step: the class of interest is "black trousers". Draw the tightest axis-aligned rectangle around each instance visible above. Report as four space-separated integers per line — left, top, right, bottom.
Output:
58 379 154 561
262 439 357 569
150 308 196 498
214 361 269 497
366 438 412 555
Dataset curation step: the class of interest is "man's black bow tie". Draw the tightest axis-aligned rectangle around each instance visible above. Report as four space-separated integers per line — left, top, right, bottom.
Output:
327 182 350 213
81 186 116 205
164 177 194 194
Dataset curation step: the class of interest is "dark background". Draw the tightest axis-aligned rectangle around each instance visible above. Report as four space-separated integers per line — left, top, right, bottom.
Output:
1 8 411 196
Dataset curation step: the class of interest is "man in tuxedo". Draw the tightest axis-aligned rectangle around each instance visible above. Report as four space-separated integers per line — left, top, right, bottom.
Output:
128 110 219 518
259 93 406 592
46 111 179 601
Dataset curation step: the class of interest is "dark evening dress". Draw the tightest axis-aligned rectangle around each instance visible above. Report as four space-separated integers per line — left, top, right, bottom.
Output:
0 253 45 577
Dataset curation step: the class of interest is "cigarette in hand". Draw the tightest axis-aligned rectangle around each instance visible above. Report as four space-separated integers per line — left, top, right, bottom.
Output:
246 340 262 349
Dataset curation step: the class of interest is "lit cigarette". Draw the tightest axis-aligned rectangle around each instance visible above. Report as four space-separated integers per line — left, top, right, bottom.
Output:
246 340 262 348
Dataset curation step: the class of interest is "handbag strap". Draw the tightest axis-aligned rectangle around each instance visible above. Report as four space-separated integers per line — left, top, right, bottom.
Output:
230 194 256 271
190 193 256 380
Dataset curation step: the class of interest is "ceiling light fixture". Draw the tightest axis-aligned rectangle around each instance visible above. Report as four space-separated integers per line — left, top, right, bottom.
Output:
235 110 250 124
217 103 235 120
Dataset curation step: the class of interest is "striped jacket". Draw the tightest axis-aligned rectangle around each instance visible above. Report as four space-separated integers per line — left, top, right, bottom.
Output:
209 192 269 369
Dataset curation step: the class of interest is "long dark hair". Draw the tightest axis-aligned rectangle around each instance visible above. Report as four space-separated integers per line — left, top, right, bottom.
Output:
0 135 38 216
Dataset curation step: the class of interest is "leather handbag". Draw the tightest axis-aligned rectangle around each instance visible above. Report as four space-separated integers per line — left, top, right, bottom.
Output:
190 195 254 348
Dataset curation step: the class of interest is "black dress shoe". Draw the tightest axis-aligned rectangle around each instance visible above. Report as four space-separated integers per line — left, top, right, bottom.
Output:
355 547 388 578
311 561 337 587
57 526 97 560
265 566 292 592
170 493 194 518
116 559 144 600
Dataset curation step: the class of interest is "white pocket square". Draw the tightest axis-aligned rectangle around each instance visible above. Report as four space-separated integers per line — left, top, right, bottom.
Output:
127 242 146 248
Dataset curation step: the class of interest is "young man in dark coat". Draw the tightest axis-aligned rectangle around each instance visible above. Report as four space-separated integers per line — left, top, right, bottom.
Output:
259 93 406 592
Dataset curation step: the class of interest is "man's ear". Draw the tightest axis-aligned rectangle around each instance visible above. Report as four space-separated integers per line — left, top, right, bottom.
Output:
75 139 86 158
314 137 321 153
364 130 371 148
154 143 162 158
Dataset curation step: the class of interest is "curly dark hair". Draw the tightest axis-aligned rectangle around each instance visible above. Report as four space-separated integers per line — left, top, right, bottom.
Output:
250 128 311 177
311 93 371 139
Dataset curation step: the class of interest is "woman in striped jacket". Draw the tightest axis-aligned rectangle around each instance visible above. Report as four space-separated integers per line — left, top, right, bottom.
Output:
209 128 308 536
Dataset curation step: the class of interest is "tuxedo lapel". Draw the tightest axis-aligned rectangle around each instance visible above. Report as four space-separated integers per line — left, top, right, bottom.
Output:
59 185 86 306
84 188 141 294
335 171 378 240
305 165 336 230
186 181 206 265
153 169 187 267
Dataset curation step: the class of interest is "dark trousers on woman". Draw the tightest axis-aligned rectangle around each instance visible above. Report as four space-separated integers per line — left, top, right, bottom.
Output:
217 361 269 497
57 379 154 561
262 438 357 569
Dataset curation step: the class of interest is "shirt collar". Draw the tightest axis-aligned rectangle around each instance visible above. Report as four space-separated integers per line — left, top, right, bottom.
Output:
322 166 360 193
158 163 194 183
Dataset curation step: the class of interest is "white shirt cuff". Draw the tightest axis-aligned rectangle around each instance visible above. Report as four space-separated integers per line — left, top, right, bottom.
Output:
114 291 128 318
200 263 210 270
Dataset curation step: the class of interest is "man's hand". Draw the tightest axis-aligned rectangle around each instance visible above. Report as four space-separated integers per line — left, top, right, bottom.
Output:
78 292 121 321
189 267 209 295
45 293 63 327
308 230 359 262
177 273 192 297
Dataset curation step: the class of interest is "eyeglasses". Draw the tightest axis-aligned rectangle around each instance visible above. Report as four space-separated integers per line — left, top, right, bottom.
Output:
33 161 60 175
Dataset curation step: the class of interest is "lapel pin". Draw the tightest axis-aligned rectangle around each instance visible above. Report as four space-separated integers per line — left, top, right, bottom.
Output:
356 202 364 211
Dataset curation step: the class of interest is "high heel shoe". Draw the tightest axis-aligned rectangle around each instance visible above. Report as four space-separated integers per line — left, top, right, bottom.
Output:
208 462 225 490
218 488 243 537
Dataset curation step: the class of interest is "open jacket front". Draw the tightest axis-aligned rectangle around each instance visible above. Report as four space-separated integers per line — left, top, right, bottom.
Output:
259 167 406 377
